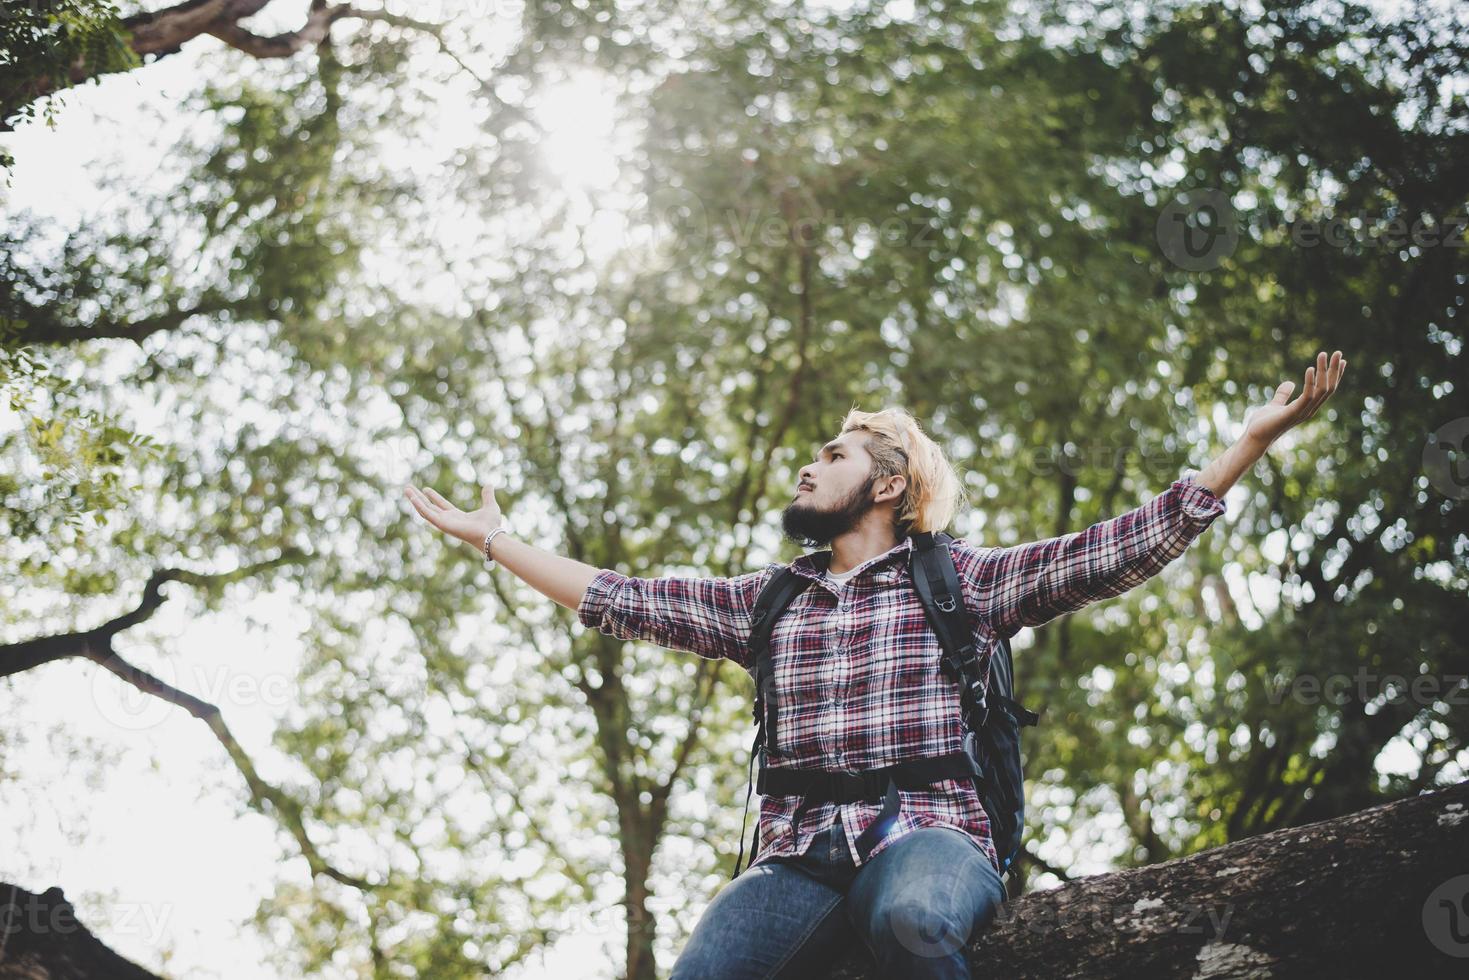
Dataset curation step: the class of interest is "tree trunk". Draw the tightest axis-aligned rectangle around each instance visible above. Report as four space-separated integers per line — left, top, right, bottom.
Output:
822 779 1469 979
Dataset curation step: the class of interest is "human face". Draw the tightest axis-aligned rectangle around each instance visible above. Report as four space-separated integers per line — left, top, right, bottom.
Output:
780 435 880 547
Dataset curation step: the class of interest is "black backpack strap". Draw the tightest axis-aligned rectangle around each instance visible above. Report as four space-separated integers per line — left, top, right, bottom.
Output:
732 567 812 879
910 531 988 724
749 568 813 755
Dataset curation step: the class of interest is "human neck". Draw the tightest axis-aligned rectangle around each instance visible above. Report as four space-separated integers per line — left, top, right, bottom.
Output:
826 520 901 575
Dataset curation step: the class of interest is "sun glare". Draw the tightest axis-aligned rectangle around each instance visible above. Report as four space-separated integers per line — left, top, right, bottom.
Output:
534 68 623 193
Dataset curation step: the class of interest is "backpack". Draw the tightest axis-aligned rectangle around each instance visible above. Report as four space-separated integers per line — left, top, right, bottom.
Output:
732 530 1040 881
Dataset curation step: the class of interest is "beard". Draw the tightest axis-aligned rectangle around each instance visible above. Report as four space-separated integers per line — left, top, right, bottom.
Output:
780 472 879 548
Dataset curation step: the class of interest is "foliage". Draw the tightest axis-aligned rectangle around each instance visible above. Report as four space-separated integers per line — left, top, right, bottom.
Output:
0 0 136 148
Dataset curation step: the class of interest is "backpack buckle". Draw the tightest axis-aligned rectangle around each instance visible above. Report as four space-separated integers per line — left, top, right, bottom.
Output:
961 730 984 779
936 593 958 613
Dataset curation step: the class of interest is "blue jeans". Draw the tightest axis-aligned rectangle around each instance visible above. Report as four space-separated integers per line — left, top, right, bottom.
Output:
671 817 1006 979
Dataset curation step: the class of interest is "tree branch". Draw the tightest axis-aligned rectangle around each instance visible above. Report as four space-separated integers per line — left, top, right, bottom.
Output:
5 1 513 128
87 643 373 889
0 552 373 890
0 554 300 679
3 298 233 347
205 1 354 60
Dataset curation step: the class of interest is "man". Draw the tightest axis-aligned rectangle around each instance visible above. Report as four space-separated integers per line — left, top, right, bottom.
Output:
404 350 1346 979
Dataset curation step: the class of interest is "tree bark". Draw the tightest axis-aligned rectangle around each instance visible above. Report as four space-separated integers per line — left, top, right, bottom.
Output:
0 885 162 980
820 779 1469 979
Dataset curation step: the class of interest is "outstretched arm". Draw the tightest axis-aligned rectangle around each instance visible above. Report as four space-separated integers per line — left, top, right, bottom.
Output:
957 478 1226 635
403 482 775 665
958 350 1347 635
1195 349 1346 496
573 565 778 668
403 484 601 611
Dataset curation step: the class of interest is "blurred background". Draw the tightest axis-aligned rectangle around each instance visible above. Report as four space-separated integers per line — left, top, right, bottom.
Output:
1 1 1465 977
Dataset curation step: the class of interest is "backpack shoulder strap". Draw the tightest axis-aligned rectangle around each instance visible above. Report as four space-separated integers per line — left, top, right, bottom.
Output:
749 567 812 755
909 531 987 713
733 565 811 880
910 532 1040 728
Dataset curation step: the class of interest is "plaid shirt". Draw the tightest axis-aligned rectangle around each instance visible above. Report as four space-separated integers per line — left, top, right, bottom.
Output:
576 476 1226 874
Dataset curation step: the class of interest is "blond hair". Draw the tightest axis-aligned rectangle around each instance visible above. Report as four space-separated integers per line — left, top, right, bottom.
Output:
839 406 968 536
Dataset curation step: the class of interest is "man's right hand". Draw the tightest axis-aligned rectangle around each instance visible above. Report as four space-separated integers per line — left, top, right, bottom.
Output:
405 481 604 612
404 483 503 549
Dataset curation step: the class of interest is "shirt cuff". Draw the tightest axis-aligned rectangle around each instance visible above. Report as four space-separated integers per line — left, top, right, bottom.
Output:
1174 474 1228 523
577 569 627 630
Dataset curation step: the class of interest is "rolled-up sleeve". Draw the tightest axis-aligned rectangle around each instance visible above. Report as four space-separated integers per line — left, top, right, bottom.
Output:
575 564 782 669
953 475 1226 636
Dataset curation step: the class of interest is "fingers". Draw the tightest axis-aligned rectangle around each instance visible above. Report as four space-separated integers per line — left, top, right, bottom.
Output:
1328 350 1347 393
407 485 453 513
1298 350 1345 421
423 487 456 510
403 486 441 525
1305 356 1324 415
1286 362 1316 419
1271 380 1295 405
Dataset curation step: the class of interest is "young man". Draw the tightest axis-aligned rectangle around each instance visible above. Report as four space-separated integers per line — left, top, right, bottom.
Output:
404 351 1345 980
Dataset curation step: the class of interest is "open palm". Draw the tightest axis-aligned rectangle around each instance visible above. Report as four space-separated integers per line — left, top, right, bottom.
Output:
1244 350 1347 447
404 484 502 546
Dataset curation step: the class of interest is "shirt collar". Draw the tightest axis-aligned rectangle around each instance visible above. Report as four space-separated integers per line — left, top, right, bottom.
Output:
789 536 915 584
